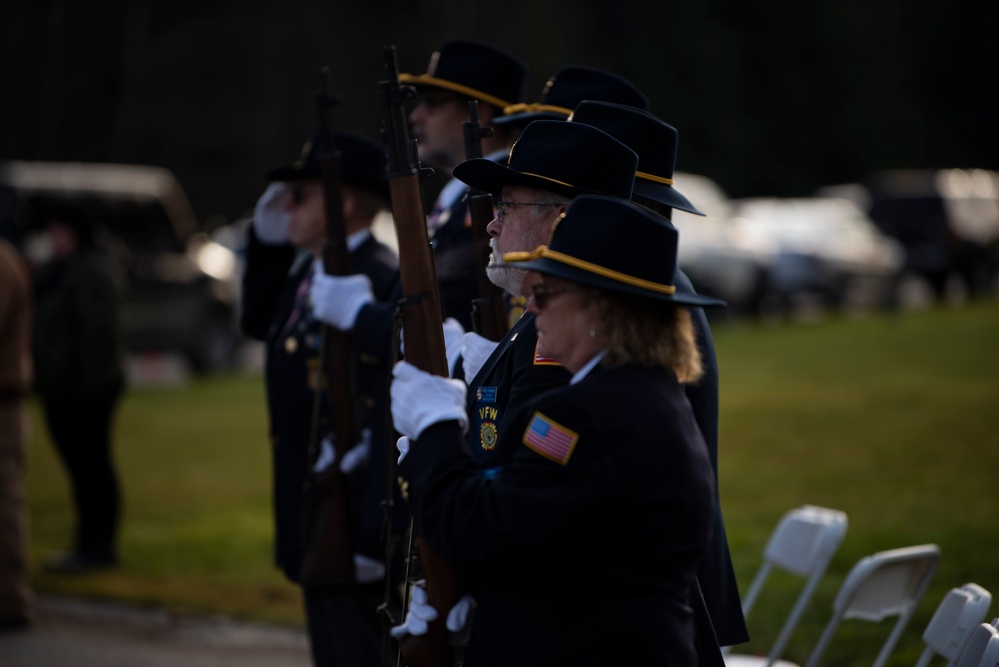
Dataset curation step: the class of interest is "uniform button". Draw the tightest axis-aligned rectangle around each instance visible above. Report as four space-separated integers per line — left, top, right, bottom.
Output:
285 336 298 353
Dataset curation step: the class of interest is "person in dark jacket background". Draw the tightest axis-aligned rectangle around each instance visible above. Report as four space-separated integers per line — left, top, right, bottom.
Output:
30 203 127 573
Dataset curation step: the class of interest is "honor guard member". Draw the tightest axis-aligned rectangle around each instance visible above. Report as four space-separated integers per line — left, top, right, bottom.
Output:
569 100 749 648
493 64 650 129
447 120 639 472
390 195 725 666
403 38 530 331
240 129 399 667
308 39 529 369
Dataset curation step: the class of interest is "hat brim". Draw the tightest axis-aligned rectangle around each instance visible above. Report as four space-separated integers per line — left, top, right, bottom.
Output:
453 158 587 199
503 256 727 307
493 110 570 126
632 180 705 216
398 74 510 109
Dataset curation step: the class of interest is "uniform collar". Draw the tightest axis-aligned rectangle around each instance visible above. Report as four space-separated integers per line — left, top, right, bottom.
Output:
570 349 607 385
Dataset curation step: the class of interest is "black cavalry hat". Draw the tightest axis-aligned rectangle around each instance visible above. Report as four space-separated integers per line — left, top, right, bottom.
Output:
399 39 529 110
569 101 704 215
501 195 725 306
451 120 638 200
493 65 650 128
263 129 389 201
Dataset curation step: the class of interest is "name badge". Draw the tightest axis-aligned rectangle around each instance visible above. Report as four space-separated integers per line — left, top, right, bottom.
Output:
476 386 497 403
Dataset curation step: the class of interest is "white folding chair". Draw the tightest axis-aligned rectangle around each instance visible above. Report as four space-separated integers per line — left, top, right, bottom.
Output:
724 505 848 667
954 622 999 667
803 544 941 667
915 583 992 667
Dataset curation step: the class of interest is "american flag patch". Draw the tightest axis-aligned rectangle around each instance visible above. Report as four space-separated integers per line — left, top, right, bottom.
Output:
523 412 579 465
533 338 560 366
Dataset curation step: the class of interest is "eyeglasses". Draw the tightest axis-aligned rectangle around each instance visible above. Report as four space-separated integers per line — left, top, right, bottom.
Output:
495 200 560 222
530 284 579 308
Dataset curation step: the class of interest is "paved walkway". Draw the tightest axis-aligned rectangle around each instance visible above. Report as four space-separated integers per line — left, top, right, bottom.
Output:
0 595 310 667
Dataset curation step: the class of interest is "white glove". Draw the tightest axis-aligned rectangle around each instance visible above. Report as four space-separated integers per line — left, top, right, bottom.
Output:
446 593 476 638
391 361 468 440
313 429 372 474
340 427 372 474
309 262 374 331
396 435 410 465
390 583 439 639
313 435 337 473
353 553 385 584
461 331 501 381
252 182 291 244
442 318 465 377
389 585 476 642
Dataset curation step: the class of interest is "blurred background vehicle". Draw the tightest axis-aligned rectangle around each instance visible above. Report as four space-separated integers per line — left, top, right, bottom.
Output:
732 196 905 314
822 168 999 301
671 172 775 318
0 160 242 373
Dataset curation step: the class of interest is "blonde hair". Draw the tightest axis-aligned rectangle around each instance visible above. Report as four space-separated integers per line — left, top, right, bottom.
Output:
587 287 703 383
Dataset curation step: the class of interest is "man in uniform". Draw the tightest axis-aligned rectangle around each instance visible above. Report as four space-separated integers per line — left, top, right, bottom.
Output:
240 129 399 667
402 38 530 331
449 120 640 470
307 38 530 365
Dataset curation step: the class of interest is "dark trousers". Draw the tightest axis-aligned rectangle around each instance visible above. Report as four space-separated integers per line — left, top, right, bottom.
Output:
303 582 386 667
41 383 123 558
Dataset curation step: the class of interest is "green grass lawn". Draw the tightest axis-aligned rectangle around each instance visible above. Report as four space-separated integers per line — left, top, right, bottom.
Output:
25 301 999 665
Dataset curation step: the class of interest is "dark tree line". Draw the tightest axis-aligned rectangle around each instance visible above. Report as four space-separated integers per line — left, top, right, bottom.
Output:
3 0 996 227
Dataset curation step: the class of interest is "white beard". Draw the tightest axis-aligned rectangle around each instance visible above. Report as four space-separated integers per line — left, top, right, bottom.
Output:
486 237 528 296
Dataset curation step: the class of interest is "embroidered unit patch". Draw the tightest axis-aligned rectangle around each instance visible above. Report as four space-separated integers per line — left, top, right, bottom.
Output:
479 420 498 451
523 412 578 465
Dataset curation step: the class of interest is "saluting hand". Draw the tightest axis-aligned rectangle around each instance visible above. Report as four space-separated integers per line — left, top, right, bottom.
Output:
252 182 291 245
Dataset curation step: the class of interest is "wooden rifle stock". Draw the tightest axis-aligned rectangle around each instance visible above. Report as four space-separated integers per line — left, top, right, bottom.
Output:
298 67 356 586
463 101 509 342
380 45 458 667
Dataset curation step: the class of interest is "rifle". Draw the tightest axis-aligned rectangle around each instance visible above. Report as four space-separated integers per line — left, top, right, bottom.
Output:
379 45 457 667
298 66 357 586
463 100 509 341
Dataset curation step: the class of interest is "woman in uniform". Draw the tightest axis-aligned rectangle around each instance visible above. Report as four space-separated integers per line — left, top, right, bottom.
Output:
390 194 724 666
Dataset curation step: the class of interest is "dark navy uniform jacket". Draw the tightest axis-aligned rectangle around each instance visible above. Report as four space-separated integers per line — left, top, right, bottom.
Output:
464 271 748 646
400 363 716 666
240 227 399 582
348 199 477 363
466 311 571 468
428 192 478 332
676 271 749 647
